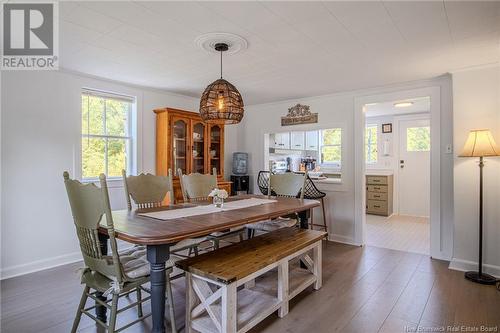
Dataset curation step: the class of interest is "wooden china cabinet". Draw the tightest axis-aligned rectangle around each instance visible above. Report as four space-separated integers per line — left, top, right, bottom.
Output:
154 107 232 203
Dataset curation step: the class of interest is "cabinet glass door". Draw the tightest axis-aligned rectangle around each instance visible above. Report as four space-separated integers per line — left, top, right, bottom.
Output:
209 125 222 175
191 121 206 174
172 118 188 176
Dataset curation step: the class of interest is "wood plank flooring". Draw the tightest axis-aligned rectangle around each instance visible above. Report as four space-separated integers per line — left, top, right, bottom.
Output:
1 242 499 333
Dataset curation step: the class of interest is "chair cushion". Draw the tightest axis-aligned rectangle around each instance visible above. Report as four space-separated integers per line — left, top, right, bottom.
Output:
246 218 297 232
119 246 179 279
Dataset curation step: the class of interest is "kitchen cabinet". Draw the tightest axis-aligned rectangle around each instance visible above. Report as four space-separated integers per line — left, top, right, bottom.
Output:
274 132 290 149
305 131 319 150
290 131 305 150
366 175 393 216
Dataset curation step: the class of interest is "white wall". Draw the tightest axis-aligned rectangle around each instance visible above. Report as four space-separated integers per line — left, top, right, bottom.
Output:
0 70 204 279
238 76 454 252
365 115 397 170
450 64 500 276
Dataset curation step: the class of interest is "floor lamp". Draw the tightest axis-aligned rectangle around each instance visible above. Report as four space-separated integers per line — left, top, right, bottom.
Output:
459 129 500 285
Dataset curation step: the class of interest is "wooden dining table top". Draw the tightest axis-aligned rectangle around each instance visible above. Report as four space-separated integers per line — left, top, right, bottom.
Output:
100 195 320 245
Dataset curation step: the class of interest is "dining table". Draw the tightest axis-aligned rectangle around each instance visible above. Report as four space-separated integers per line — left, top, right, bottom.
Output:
98 194 320 333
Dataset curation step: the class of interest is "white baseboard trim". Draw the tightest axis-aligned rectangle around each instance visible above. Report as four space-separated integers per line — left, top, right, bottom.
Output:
0 251 83 280
328 234 362 246
449 258 500 278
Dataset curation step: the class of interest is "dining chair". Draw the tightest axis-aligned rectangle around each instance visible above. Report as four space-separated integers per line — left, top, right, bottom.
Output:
258 171 328 235
246 172 307 237
178 167 245 249
122 169 206 257
63 172 177 333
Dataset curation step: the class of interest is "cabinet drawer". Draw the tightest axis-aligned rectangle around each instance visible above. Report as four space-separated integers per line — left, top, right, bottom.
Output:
366 176 387 185
367 200 387 214
366 185 388 193
367 192 388 201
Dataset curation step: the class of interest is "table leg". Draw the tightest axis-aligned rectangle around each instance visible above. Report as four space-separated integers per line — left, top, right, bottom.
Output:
298 210 311 269
147 244 170 333
96 233 109 323
298 209 310 229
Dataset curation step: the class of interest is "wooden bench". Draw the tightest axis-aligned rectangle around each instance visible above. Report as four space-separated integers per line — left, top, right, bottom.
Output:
176 228 327 333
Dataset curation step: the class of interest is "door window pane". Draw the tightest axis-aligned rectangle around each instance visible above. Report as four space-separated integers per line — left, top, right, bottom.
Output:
407 126 430 151
365 125 378 163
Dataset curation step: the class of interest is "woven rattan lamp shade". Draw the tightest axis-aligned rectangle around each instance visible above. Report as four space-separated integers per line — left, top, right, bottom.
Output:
199 78 244 124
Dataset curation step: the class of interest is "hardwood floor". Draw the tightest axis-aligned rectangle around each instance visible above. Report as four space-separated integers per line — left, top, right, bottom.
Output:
1 242 499 333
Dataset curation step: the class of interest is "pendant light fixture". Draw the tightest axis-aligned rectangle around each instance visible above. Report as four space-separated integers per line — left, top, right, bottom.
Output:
199 43 244 124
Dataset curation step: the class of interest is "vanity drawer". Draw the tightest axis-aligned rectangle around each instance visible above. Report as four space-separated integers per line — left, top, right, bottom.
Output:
366 185 388 193
366 176 388 185
367 200 388 214
367 192 388 201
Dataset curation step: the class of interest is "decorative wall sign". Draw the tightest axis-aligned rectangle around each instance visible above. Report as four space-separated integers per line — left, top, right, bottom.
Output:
281 104 318 126
382 123 392 133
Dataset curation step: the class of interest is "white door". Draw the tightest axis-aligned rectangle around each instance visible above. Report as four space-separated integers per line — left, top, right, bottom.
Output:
398 118 430 217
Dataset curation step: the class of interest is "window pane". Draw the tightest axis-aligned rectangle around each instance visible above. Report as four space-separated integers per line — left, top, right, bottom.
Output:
106 99 129 136
82 95 104 135
321 146 341 164
365 125 377 163
407 126 430 151
82 138 105 178
322 128 341 145
107 139 128 178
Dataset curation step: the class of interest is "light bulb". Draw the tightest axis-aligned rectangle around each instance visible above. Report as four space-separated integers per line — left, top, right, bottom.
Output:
217 92 224 110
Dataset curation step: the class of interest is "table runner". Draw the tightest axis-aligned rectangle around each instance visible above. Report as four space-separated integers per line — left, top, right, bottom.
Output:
138 197 277 220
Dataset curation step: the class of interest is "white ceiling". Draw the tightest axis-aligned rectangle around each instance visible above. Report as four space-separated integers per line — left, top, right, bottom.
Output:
58 1 500 105
365 97 430 117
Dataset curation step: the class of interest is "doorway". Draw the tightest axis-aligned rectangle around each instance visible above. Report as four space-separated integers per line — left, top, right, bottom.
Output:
363 97 431 255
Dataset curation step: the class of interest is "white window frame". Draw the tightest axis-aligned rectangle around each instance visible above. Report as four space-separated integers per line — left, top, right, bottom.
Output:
81 88 136 181
319 128 342 169
365 124 378 164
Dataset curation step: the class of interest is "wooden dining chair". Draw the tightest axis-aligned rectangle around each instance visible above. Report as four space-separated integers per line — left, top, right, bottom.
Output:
64 172 177 333
122 169 206 257
246 172 307 237
178 168 245 249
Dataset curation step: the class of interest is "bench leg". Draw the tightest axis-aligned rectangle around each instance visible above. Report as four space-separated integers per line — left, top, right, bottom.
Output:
313 242 322 290
244 279 255 289
185 273 195 333
277 260 289 318
221 283 237 333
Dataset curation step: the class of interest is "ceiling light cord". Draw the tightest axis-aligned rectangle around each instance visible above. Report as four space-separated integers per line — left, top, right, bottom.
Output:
220 49 223 79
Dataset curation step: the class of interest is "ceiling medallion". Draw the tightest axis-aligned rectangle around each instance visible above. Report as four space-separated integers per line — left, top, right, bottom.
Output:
195 32 248 55
199 42 244 125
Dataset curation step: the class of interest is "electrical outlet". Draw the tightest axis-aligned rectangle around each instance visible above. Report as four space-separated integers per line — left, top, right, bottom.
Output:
446 144 453 154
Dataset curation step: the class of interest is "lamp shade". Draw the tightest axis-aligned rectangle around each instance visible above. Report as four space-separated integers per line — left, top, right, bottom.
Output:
199 78 244 124
459 129 500 157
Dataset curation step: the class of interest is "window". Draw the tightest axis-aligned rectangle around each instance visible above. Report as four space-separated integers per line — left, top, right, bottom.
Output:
319 128 342 167
81 90 135 180
365 124 378 164
407 126 430 152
